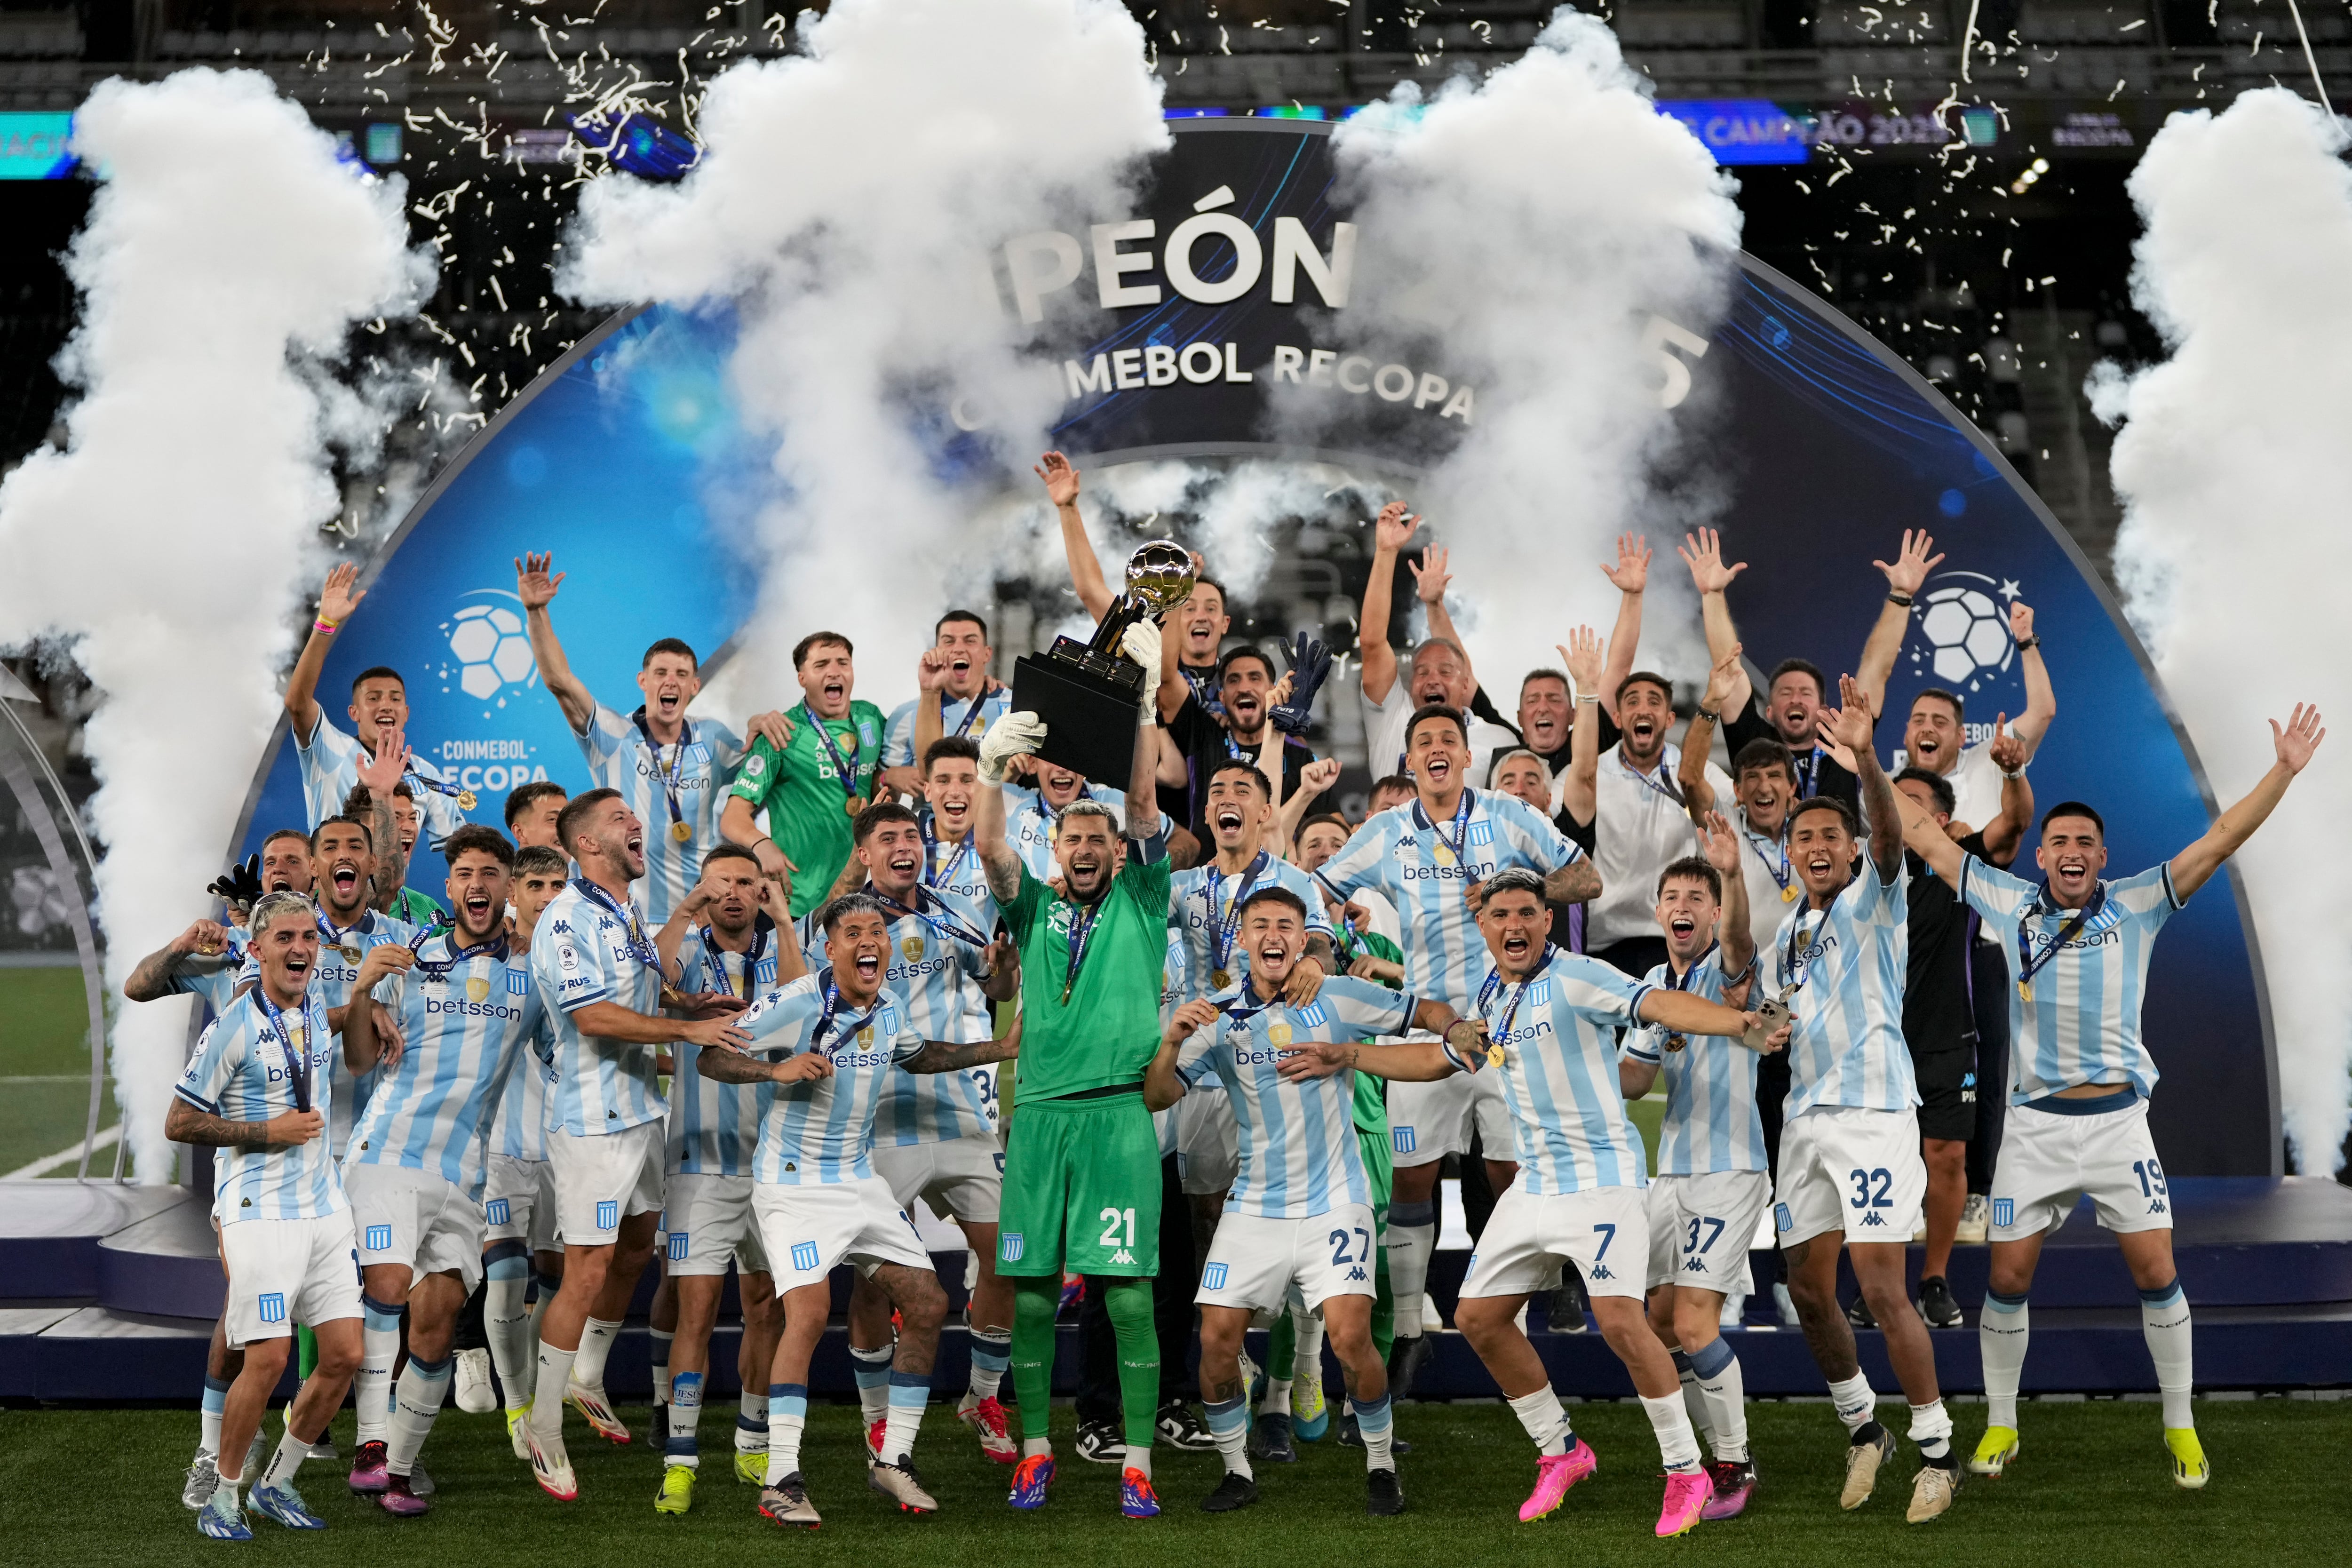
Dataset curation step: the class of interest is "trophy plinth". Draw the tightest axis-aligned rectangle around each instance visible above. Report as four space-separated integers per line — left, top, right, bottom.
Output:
1010 539 1195 788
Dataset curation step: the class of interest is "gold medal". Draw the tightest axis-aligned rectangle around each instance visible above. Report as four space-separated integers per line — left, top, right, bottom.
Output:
670 820 693 843
466 976 491 1003
456 788 478 811
341 943 361 963
1486 1043 1506 1069
2018 980 2033 1003
1781 883 1800 903
1432 844 1454 867
1268 1021 1292 1048
846 796 866 817
1666 1032 1689 1053
1212 969 1232 989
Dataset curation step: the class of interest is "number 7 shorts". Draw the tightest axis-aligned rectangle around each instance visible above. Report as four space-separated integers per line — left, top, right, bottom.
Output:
1198 1202 1379 1316
1773 1104 1926 1248
1459 1183 1649 1301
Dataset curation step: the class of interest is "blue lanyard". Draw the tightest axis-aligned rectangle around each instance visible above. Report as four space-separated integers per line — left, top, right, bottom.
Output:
877 888 993 951
922 815 974 892
946 688 995 740
570 877 659 969
1783 907 1825 988
1658 940 1716 1051
1744 822 1793 895
701 924 770 999
253 987 317 1114
2017 884 2106 993
1619 750 1685 811
809 969 881 1052
1061 897 1104 1005
413 931 508 981
1414 789 1476 865
1476 948 1551 1037
795 703 865 804
631 708 694 828
315 907 370 957
1203 851 1269 978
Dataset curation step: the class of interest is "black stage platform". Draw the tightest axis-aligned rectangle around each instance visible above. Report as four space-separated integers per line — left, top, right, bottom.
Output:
6 1177 2350 1403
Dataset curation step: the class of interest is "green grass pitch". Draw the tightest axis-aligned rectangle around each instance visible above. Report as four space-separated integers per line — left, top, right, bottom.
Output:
5 1398 2348 1567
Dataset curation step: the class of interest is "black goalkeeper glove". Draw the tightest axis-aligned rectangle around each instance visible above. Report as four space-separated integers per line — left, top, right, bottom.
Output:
1269 632 1332 736
206 855 263 915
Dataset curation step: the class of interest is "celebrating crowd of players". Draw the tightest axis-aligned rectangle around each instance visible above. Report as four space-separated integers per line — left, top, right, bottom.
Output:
130 456 2324 1541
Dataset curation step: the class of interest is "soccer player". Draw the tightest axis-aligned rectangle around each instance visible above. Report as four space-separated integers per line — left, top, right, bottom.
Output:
1156 645 1327 836
812 803 1021 1466
1902 703 2324 1489
167 891 366 1540
970 618 1174 1518
885 612 1012 799
650 844 801 1513
506 781 569 851
516 551 789 922
1001 757 1126 881
1619 820 1765 1520
1354 502 1520 784
723 631 888 916
339 826 548 1513
1765 676 1960 1522
1313 705 1598 1394
693 892 1023 1526
284 562 471 847
521 788 748 1501
1293 869 1765 1536
482 844 571 1457
1151 886 1462 1515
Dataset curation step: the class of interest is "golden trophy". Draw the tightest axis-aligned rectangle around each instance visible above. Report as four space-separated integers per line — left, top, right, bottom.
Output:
1010 540 1196 785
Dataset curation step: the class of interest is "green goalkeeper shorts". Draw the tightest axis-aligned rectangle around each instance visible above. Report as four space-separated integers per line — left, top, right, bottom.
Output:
996 1090 1162 1278
1359 1125 1393 1231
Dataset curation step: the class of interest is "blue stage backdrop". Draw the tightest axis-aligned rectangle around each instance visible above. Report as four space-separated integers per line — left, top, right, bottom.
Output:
230 119 2275 1176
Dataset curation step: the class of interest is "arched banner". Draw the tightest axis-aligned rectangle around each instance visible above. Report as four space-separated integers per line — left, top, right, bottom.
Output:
231 119 2275 1176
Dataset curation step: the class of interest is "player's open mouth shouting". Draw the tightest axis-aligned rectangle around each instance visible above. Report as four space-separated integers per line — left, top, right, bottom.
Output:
887 844 922 883
1214 803 1246 838
1419 750 1453 788
327 856 364 903
1668 911 1698 944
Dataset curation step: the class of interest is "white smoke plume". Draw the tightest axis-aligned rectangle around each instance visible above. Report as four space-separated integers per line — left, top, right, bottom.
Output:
0 69 430 1180
1307 11 1741 690
558 0 1168 711
2090 88 2352 1173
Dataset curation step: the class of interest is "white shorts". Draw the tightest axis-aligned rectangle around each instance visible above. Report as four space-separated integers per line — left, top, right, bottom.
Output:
483 1154 560 1253
1461 1184 1649 1301
345 1164 486 1293
1385 1054 1512 1167
1175 1090 1239 1197
1198 1203 1380 1315
1774 1105 1927 1248
1645 1170 1771 1292
218 1212 365 1349
752 1176 934 1290
661 1171 772 1277
873 1135 1004 1226
1990 1096 2172 1242
548 1121 664 1245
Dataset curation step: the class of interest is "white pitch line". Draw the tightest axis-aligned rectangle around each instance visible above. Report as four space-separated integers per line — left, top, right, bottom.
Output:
4 1123 123 1180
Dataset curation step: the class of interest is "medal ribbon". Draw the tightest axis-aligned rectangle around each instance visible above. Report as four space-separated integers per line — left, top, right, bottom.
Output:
1415 788 1476 868
1474 948 1553 1063
1659 939 1717 1051
700 923 771 1000
946 687 996 740
315 907 369 955
2015 883 2107 995
795 703 866 806
1060 897 1104 1005
412 930 507 981
1619 750 1686 811
922 815 975 893
1782 907 1827 991
1744 821 1795 899
876 888 993 952
570 876 660 969
253 987 317 1114
808 968 883 1053
631 708 693 832
1204 851 1269 981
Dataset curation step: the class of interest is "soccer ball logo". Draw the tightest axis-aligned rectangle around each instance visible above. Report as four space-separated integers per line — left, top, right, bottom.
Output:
442 597 536 704
1908 572 2017 692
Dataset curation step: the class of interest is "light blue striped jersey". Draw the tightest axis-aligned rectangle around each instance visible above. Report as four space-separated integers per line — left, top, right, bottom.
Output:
1168 852 1334 1005
1473 949 1653 1195
175 988 343 1225
529 879 677 1136
575 704 747 924
1001 781 1128 881
167 925 252 1016
797 892 997 1146
1178 977 1417 1219
1764 863 1915 1116
1960 858 2182 1103
668 924 784 1176
349 935 545 1195
1625 947 1767 1175
247 907 420 1157
883 686 1014 769
491 1000 557 1163
294 712 467 849
918 817 997 923
738 971 925 1186
1319 788 1585 1008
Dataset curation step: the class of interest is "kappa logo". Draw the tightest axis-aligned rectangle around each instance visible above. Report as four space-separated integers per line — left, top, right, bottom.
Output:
1684 1257 1709 1273
1775 1202 1794 1233
485 1198 510 1227
1001 1232 1025 1263
1991 1198 2014 1229
1392 1125 1417 1155
790 1241 822 1274
2147 1200 2167 1215
364 1224 394 1251
1859 1210 1888 1227
1588 1264 1615 1281
669 1231 689 1262
1108 1248 1137 1266
257 1292 287 1325
1202 1261 1229 1291
596 1199 620 1231
1344 1266 1368 1282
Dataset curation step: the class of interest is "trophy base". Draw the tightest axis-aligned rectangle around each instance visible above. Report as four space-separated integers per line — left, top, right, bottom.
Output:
1010 639 1145 790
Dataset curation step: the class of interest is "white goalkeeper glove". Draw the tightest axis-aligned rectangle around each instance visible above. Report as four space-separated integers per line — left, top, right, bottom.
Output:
978 710 1048 784
1119 619 1163 700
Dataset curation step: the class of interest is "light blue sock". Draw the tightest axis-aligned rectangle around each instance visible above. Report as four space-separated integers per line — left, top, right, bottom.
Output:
968 1328 1012 1402
850 1343 893 1428
881 1369 929 1464
1356 1389 1395 1470
1205 1393 1251 1478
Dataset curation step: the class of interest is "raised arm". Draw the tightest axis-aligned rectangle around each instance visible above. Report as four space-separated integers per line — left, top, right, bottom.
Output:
1824 673 1905 878
1856 529 1942 718
1678 528 1753 719
1979 719 2036 867
1275 757 1342 861
1357 501 1418 707
1038 452 1116 622
1596 534 1651 721
1123 622 1166 845
1892 783 1968 891
1559 627 1604 827
515 553 597 734
1411 544 1476 693
285 561 364 742
900 650 951 799
354 739 409 914
1700 809 1755 984
124 921 234 1003
976 715 1045 905
2004 600 2057 756
1680 642 1743 823
2170 705 2324 900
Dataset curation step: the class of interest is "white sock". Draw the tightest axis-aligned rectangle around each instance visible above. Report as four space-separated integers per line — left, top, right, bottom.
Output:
1981 1289 2029 1429
851 1343 893 1428
1385 1200 1437 1337
1908 1398 1954 1461
529 1339 577 1441
1125 1444 1152 1480
967 1329 1011 1403
485 1267 533 1412
1691 1337 1749 1462
882 1371 928 1464
666 1370 703 1468
1356 1391 1396 1470
199 1375 229 1461
388 1352 452 1477
260 1424 310 1490
1021 1436 1051 1459
766 1384 807 1482
649 1329 675 1406
1640 1392 1705 1472
1828 1370 1878 1434
1507 1385 1573 1457
1260 1373 1292 1417
1670 1350 1714 1447
2140 1280 2195 1429
1291 1306 1325 1399
357 1296 402 1444
1204 1395 1252 1479
736 1390 770 1453
572 1315 622 1391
